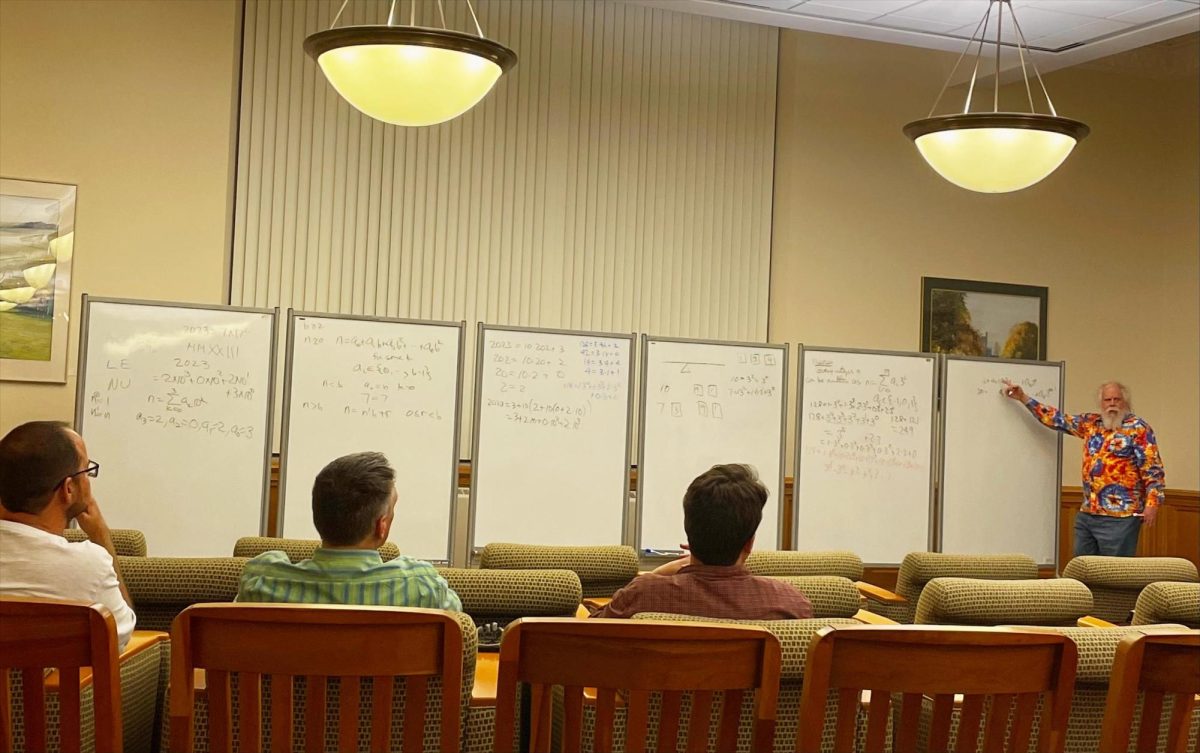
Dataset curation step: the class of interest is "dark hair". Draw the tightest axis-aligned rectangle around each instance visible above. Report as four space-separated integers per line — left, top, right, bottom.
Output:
0 421 80 515
682 463 767 566
311 452 395 546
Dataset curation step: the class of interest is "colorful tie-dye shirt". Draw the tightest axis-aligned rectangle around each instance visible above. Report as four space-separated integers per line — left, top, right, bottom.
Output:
1023 398 1165 517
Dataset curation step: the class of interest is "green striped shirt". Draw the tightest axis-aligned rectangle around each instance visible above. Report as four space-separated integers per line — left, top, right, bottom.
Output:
237 548 462 611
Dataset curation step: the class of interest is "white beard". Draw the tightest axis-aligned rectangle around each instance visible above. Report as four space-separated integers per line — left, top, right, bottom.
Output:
1102 409 1125 431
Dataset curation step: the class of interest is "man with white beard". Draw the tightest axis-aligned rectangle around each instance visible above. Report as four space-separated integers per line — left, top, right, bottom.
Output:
1001 379 1165 556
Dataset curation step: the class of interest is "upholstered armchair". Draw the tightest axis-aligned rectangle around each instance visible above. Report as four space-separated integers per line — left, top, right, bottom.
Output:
1062 555 1198 624
477 542 638 598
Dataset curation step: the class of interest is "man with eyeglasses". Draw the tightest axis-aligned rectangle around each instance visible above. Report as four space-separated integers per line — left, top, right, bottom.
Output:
0 421 136 649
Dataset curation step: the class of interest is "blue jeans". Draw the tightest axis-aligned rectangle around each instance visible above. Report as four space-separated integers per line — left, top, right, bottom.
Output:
1073 511 1142 557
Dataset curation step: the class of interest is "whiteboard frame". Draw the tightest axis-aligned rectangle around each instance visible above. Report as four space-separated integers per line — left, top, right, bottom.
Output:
635 334 789 554
277 310 466 563
467 322 637 555
936 354 1065 568
793 345 939 564
74 294 278 535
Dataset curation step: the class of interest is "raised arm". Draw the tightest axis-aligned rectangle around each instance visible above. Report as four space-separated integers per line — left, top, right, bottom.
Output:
1001 378 1088 439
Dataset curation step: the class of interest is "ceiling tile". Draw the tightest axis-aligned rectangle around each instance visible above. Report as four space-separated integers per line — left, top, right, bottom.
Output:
1031 17 1135 47
887 0 995 27
948 5 1130 44
796 2 892 21
1110 0 1199 23
800 0 923 13
871 14 965 33
724 0 803 10
1011 1 1159 19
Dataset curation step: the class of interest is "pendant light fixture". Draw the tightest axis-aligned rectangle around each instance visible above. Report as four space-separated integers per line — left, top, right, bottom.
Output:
304 0 517 127
903 0 1089 193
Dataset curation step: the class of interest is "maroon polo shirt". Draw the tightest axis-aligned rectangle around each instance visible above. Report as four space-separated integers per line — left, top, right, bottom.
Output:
591 562 813 620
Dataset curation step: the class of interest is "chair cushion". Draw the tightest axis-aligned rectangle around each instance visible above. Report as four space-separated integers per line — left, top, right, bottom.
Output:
1133 582 1200 628
437 568 582 621
1063 555 1198 589
63 528 148 557
769 575 861 619
914 577 1093 626
232 536 400 562
478 543 638 598
746 550 864 580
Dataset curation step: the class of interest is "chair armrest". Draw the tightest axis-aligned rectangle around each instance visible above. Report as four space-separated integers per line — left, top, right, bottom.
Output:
853 609 899 625
44 630 169 690
1077 615 1118 628
856 581 906 604
575 604 591 619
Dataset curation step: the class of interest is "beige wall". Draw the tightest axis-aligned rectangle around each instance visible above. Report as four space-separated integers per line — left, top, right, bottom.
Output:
0 0 240 430
2 2 1196 492
770 31 1200 489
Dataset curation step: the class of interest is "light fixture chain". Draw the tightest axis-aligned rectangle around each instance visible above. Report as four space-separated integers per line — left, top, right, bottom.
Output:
387 0 399 26
330 0 350 29
410 0 416 26
437 0 447 29
1008 8 1059 117
926 4 991 117
994 0 1003 113
464 0 486 38
962 1 995 115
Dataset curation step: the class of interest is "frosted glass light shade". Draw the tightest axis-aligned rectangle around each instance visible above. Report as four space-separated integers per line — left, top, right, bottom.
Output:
305 26 516 127
904 113 1090 193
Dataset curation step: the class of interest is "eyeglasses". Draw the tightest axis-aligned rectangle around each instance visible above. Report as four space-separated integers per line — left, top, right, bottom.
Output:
54 460 100 491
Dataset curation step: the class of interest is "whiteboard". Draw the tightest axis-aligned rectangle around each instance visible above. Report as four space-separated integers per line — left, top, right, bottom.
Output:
469 325 634 548
794 347 936 565
939 356 1064 567
75 296 276 556
637 337 787 553
279 312 463 563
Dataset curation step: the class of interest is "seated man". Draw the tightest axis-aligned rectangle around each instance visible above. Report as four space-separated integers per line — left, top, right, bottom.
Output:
238 451 461 610
0 421 137 649
593 463 812 620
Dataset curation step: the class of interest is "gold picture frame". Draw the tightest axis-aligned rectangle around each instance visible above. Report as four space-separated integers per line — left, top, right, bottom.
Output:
0 178 77 383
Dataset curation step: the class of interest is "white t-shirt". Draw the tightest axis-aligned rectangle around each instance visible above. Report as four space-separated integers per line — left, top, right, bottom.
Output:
0 520 137 650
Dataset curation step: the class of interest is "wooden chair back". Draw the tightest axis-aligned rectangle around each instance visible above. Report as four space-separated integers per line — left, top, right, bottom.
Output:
0 596 122 753
1100 630 1200 753
492 617 782 753
168 603 464 753
797 625 1077 753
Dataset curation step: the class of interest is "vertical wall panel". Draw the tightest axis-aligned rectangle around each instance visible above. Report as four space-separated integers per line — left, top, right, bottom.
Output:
232 0 776 343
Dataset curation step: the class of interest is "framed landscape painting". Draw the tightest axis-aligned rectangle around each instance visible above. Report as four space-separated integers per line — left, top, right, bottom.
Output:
0 178 76 383
920 277 1047 361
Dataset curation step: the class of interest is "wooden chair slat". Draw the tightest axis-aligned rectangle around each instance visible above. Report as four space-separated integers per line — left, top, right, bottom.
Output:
270 674 293 753
1008 692 1039 753
0 670 12 753
369 676 393 753
865 688 891 752
305 676 326 752
208 669 231 749
1165 691 1197 753
956 694 984 753
983 693 1014 753
895 692 922 753
402 675 428 753
624 689 651 753
686 690 715 753
562 685 585 753
21 668 45 752
833 687 859 752
657 690 683 753
58 667 82 753
1136 690 1165 753
530 683 553 753
593 687 618 753
927 693 955 753
239 672 263 753
338 676 360 753
716 689 745 753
